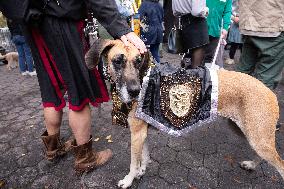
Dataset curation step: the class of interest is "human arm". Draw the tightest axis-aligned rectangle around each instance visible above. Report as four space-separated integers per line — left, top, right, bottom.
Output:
232 16 239 23
0 0 28 21
231 0 239 23
86 0 131 38
138 3 146 20
222 0 232 31
161 3 164 22
138 3 149 33
1 0 43 27
220 0 232 38
87 0 146 53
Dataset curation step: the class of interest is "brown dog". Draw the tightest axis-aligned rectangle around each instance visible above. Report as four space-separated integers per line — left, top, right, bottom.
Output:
85 39 283 188
0 52 19 70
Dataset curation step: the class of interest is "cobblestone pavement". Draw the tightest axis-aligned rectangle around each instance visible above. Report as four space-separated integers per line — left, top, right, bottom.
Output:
0 50 284 189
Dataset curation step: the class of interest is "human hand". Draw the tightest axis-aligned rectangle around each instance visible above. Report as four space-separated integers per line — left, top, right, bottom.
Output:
120 32 147 54
233 16 239 23
221 29 228 39
202 7 209 18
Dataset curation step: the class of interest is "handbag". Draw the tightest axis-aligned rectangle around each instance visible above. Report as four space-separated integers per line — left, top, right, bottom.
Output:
167 16 185 54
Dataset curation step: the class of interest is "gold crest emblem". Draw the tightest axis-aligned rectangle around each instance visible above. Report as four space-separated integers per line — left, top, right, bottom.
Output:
169 84 192 117
160 74 202 128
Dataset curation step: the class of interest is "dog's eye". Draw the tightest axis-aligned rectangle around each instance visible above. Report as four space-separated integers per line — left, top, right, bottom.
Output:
135 56 142 65
112 54 126 68
113 59 122 65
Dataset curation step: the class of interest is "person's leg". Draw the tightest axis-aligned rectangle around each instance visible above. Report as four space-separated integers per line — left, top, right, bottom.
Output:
239 44 243 55
229 42 238 59
69 104 91 145
253 33 284 89
225 42 239 65
191 46 205 68
149 43 160 64
69 104 112 173
204 36 219 63
44 107 63 135
23 42 34 73
12 36 27 73
41 107 67 160
236 36 258 75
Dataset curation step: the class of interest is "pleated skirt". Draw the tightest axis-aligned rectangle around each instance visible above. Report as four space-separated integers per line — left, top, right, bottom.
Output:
27 16 109 111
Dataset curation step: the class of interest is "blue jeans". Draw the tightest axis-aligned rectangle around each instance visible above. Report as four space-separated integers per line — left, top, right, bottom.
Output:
12 35 34 72
150 43 160 64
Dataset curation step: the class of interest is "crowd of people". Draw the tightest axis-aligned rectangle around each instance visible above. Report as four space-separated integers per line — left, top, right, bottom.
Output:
0 0 283 175
176 0 283 91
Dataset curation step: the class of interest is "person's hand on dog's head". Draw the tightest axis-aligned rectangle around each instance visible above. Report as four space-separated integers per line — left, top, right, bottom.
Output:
120 32 147 54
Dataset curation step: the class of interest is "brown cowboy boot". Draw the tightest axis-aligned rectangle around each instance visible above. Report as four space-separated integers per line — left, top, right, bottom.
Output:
72 137 113 173
41 130 71 161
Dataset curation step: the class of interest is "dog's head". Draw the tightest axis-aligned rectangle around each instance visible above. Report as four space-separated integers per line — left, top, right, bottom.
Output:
85 39 151 103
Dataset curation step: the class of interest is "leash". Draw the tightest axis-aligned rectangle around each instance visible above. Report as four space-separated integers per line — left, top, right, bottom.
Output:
210 36 222 70
211 19 224 70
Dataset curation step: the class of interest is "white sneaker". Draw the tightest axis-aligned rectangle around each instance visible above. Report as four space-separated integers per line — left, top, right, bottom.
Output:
21 71 28 76
28 71 37 76
225 58 235 65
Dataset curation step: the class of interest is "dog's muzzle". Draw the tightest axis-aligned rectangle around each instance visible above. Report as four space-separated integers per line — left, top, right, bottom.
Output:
128 89 140 98
127 86 140 98
126 79 141 99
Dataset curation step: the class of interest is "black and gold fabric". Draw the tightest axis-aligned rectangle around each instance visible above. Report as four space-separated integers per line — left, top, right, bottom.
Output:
136 63 218 137
111 84 133 128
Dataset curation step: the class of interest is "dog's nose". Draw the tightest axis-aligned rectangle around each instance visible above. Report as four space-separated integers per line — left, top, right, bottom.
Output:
127 80 140 98
128 88 140 98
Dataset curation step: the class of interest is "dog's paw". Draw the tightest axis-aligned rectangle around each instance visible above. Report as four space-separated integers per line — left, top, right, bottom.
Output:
240 161 257 171
135 159 151 179
135 167 146 179
118 175 135 189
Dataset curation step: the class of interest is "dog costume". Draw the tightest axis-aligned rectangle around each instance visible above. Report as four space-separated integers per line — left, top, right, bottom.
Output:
111 61 219 137
137 63 218 136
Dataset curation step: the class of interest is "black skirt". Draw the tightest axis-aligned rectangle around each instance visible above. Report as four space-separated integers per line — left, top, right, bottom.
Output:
181 14 209 50
27 16 109 111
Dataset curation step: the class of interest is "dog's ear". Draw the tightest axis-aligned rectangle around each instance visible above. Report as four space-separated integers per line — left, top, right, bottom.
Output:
141 51 154 68
85 39 119 70
139 51 153 81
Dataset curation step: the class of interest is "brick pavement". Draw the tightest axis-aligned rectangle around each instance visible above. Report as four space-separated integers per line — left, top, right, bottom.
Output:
0 50 283 189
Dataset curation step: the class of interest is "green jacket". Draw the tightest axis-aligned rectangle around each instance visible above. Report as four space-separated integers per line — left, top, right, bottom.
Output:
206 0 232 37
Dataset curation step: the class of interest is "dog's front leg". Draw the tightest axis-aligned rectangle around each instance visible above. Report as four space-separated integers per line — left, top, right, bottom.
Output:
118 103 148 189
136 140 151 179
